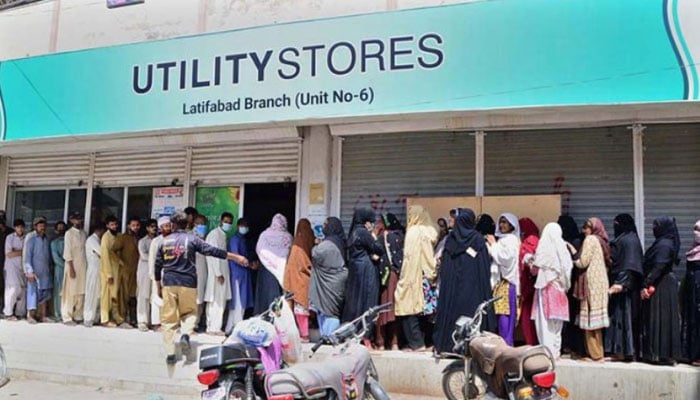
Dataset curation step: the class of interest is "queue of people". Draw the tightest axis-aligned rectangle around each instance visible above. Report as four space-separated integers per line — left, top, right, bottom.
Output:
3 205 700 368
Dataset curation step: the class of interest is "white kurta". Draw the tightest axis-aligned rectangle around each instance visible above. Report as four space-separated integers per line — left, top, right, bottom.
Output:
137 236 152 300
204 228 231 302
487 234 521 295
62 227 87 296
205 227 230 333
83 233 102 324
148 235 164 325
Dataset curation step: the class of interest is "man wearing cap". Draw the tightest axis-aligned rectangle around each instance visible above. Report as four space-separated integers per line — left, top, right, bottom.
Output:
155 211 248 365
84 223 105 327
136 219 157 331
25 217 53 324
61 213 87 325
101 216 124 327
148 216 172 331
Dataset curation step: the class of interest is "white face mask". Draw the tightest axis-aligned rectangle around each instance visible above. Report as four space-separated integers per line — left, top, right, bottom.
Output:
239 226 249 235
222 222 233 232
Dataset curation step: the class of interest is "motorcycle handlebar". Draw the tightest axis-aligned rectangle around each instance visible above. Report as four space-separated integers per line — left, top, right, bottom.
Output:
310 303 392 356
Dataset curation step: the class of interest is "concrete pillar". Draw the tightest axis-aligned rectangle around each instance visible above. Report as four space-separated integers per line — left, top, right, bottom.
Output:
632 124 646 245
299 125 333 236
474 130 485 196
0 156 9 213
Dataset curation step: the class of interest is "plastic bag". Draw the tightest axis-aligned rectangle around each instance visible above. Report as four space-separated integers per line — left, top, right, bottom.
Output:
274 300 303 364
230 317 277 347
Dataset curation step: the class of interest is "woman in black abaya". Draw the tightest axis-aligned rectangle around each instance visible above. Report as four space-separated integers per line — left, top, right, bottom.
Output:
342 208 384 346
605 214 644 361
558 215 585 356
640 217 681 364
433 208 493 354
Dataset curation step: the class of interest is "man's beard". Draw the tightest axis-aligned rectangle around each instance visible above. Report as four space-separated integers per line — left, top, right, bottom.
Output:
109 229 118 236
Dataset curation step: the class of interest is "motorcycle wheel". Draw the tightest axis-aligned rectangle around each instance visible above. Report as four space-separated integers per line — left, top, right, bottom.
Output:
227 381 248 400
364 377 390 400
442 363 479 400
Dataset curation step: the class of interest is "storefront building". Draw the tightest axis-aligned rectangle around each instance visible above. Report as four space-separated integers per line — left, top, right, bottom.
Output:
0 0 699 255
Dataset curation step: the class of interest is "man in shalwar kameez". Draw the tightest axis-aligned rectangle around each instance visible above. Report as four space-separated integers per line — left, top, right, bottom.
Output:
136 219 157 331
101 216 124 327
204 212 234 335
83 224 104 327
61 213 87 325
148 217 172 331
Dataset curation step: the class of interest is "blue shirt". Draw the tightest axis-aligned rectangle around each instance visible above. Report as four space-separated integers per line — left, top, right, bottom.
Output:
25 234 52 290
228 233 253 309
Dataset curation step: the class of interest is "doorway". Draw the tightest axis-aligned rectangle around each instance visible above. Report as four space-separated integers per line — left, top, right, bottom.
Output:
243 182 297 248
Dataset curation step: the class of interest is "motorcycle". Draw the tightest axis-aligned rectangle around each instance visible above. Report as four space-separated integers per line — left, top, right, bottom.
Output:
197 293 295 400
264 303 392 400
441 297 570 400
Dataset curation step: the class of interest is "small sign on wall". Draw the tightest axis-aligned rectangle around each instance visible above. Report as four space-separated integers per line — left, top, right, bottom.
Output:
107 0 144 9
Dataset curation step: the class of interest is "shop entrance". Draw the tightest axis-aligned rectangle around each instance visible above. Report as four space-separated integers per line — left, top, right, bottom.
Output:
243 182 296 247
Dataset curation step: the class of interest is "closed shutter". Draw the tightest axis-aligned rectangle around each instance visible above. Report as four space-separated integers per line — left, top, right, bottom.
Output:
484 127 634 230
340 132 475 227
190 140 300 185
94 149 187 186
643 124 700 256
7 154 90 186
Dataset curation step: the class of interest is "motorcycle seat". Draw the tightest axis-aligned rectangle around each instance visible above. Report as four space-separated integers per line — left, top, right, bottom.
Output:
469 332 508 375
494 346 552 382
266 361 338 396
266 345 371 398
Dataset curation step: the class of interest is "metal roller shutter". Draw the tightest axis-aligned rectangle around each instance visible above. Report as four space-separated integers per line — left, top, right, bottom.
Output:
190 140 300 185
94 149 187 186
643 124 700 255
340 131 476 227
484 127 634 230
7 153 90 186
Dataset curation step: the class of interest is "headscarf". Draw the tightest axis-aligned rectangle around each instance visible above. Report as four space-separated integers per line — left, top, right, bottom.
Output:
534 223 573 290
475 214 496 236
496 213 521 239
256 213 293 285
613 213 637 238
610 213 644 275
587 217 612 268
322 217 346 256
687 220 700 263
557 215 582 245
284 218 315 308
519 218 540 240
648 216 681 266
348 208 375 243
384 213 404 232
445 208 484 255
291 219 315 258
407 205 436 229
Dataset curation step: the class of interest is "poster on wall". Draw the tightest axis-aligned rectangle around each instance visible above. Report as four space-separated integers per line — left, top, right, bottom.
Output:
195 186 241 234
151 187 186 218
308 183 326 238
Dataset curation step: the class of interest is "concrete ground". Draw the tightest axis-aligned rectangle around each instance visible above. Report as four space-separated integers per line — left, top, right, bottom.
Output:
0 379 439 400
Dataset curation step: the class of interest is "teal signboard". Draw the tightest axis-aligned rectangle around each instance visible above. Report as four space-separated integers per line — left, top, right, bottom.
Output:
0 0 697 141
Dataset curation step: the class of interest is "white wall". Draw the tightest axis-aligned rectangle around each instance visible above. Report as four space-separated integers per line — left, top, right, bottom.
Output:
0 0 478 60
299 125 332 230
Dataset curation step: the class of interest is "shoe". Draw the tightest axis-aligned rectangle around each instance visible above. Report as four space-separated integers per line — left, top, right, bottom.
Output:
180 334 191 357
104 321 118 328
166 354 177 365
63 321 77 326
137 324 149 332
84 321 93 328
118 322 134 329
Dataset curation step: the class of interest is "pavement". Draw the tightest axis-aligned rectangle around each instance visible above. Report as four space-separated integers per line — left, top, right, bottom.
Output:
0 379 439 400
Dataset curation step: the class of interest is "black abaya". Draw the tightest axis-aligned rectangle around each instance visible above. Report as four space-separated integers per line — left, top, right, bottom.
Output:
682 260 700 361
641 218 681 363
606 224 644 359
433 208 494 354
341 223 384 324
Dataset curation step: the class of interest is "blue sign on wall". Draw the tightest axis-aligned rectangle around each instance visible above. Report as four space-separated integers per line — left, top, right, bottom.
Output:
0 0 697 141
